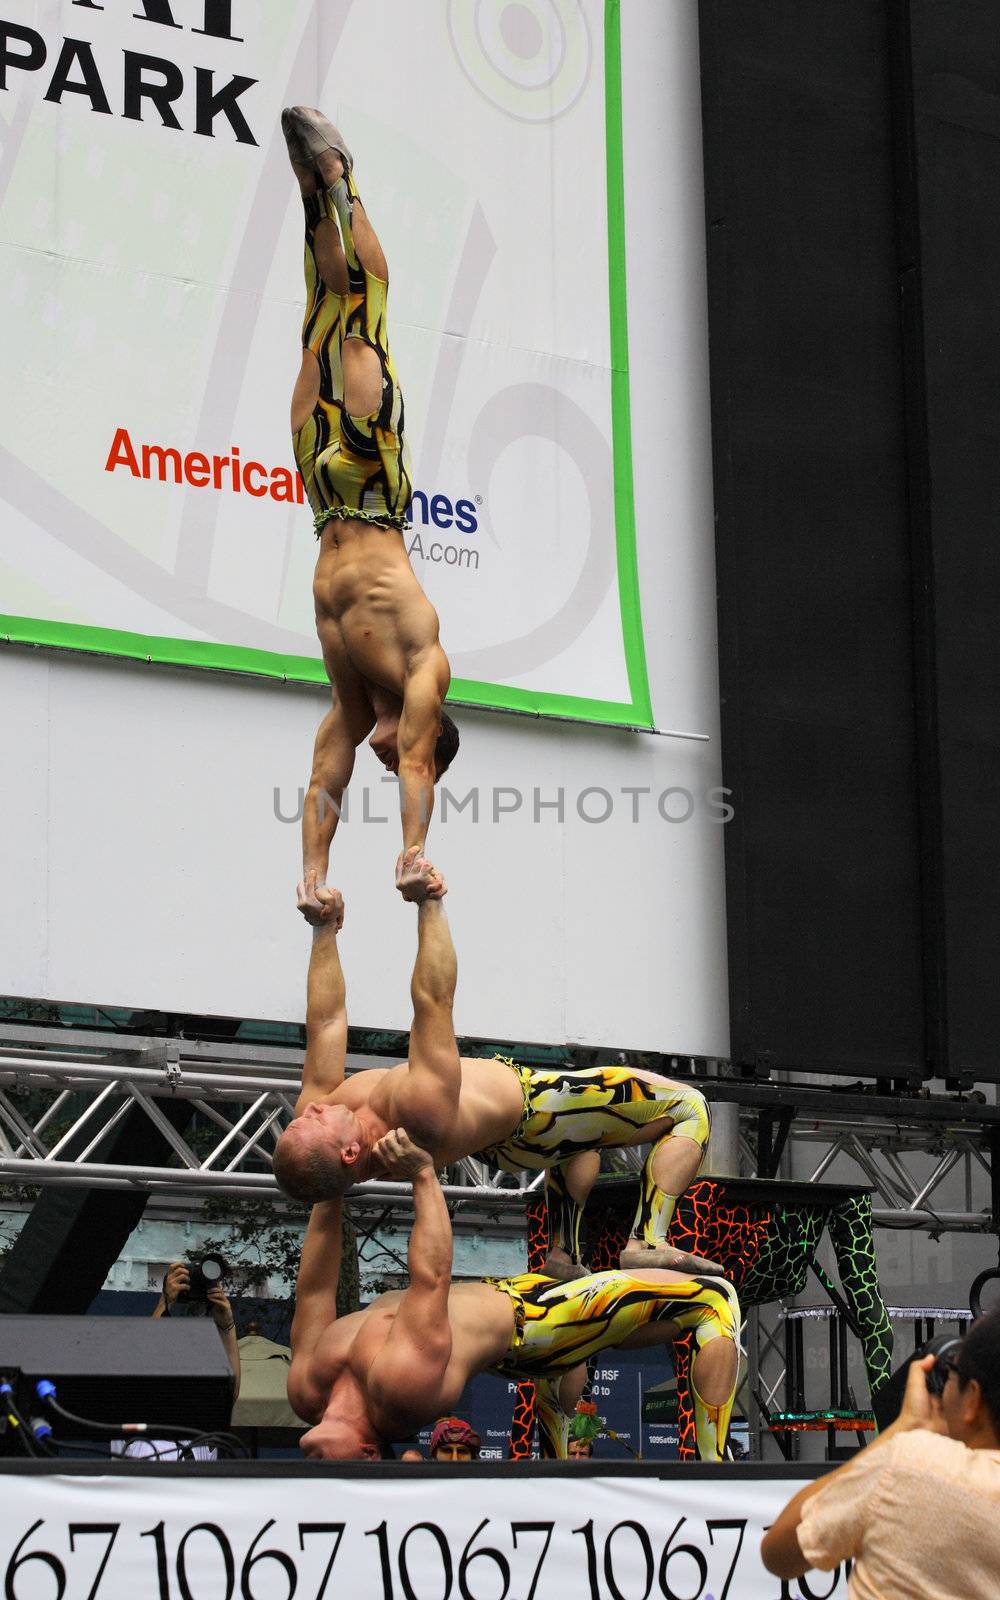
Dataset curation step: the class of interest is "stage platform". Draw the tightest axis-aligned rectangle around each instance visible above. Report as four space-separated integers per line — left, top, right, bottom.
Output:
1 1459 843 1598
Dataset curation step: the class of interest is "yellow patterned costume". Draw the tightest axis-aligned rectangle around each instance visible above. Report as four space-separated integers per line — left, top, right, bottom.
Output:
476 1063 712 1263
293 171 412 536
488 1269 740 1461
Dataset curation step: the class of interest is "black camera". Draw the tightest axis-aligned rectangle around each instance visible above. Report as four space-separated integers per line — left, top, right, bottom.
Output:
168 1253 228 1305
872 1332 962 1430
924 1337 962 1398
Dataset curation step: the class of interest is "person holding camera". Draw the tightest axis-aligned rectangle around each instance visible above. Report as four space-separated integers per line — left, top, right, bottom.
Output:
110 1261 241 1461
154 1262 241 1395
761 1307 1000 1596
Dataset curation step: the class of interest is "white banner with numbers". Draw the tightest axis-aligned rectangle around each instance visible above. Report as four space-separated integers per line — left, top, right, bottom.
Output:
0 1469 851 1599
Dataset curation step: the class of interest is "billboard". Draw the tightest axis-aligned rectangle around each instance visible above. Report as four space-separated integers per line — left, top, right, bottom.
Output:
0 0 653 728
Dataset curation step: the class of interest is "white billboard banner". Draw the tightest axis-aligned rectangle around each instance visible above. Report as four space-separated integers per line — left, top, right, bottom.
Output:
0 1467 852 1599
0 0 656 728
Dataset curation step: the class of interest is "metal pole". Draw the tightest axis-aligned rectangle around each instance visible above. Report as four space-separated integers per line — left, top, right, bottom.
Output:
706 1100 740 1176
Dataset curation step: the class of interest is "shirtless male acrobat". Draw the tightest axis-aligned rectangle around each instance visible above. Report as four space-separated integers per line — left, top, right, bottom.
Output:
288 1130 740 1462
273 853 723 1280
281 106 458 914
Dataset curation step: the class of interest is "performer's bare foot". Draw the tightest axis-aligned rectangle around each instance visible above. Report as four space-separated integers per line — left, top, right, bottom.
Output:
619 1239 724 1277
540 1248 590 1283
395 846 447 903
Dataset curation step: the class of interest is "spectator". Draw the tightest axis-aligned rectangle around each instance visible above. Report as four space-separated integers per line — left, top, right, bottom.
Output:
429 1416 480 1461
154 1262 241 1392
112 1261 241 1461
567 1436 594 1459
761 1308 1000 1596
400 1448 424 1462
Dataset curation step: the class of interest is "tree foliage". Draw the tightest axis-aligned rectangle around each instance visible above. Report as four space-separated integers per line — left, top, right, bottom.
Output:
183 1196 360 1322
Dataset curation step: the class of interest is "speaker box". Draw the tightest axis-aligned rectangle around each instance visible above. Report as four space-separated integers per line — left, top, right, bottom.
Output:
699 0 1000 1083
0 1315 234 1441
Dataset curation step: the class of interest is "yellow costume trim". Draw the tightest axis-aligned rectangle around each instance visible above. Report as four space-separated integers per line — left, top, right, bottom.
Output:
313 505 410 537
488 1269 739 1462
293 172 413 534
477 1062 711 1258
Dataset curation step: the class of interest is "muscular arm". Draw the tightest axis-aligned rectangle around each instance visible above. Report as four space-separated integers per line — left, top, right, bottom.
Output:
302 703 359 887
397 653 449 852
288 1200 344 1413
295 916 347 1115
394 883 460 1143
369 1140 453 1411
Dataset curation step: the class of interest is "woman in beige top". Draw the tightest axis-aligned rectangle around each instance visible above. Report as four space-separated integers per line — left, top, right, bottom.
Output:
761 1308 1000 1599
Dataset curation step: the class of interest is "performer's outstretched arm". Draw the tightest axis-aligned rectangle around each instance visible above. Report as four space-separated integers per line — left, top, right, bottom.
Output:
398 652 451 853
299 669 376 920
295 889 348 1114
394 852 460 1142
368 1132 453 1409
300 707 357 896
287 1198 344 1416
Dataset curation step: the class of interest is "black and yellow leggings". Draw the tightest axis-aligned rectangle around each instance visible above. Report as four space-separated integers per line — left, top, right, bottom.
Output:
489 1270 740 1462
477 1064 712 1263
293 172 412 535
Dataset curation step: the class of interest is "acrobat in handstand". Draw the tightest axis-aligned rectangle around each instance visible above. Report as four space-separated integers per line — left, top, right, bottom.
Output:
282 107 458 915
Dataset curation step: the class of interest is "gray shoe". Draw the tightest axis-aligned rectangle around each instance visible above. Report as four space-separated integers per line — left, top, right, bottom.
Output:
281 106 353 175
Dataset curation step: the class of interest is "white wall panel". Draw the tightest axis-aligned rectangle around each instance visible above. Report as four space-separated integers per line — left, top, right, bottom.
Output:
0 652 50 998
0 2 728 1056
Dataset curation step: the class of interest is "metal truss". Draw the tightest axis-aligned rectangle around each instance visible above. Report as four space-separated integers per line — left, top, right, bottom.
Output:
733 1117 997 1233
696 1074 1000 1235
0 1025 539 1214
715 1076 999 1459
1 1027 997 1232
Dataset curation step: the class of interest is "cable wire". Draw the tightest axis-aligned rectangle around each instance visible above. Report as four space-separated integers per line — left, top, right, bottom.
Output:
39 1387 245 1457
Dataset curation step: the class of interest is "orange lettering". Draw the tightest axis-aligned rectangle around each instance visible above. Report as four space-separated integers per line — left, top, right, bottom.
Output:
141 443 183 483
243 461 267 497
105 426 140 476
269 468 296 503
184 450 210 487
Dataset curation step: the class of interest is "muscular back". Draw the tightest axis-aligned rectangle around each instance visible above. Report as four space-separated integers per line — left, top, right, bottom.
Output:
313 522 445 700
326 1056 525 1166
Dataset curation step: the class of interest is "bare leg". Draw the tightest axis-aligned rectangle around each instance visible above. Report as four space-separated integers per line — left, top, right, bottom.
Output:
691 1334 738 1407
650 1131 704 1199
